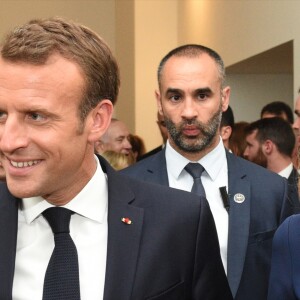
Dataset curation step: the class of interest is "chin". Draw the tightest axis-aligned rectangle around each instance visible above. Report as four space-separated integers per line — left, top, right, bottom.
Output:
6 179 38 199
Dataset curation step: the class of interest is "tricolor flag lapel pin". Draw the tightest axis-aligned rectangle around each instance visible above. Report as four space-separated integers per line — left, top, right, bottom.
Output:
121 217 132 225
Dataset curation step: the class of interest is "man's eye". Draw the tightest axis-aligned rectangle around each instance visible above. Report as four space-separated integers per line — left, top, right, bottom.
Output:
0 111 7 121
198 93 207 100
28 112 45 121
170 95 181 101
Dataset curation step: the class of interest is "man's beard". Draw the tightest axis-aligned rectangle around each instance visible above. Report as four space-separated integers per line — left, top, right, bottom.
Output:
251 147 267 168
164 105 222 153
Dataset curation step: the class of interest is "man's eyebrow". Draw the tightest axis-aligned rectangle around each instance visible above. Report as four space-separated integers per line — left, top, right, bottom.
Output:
165 88 183 95
115 135 126 140
194 87 213 94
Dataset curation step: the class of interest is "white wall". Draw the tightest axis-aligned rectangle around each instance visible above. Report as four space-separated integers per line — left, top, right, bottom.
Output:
226 74 293 122
0 1 116 50
133 0 179 150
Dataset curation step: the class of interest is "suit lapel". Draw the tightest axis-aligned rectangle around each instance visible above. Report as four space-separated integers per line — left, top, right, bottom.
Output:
145 149 169 185
0 183 18 300
226 152 251 297
101 157 144 300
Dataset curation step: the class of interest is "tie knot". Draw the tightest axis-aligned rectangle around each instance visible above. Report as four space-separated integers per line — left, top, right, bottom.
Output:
185 163 205 179
43 207 73 234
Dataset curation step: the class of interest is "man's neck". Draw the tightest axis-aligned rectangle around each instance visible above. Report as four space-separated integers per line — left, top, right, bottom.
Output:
267 155 292 174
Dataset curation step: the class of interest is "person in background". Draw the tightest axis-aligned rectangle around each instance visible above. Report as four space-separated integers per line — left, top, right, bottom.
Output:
229 121 249 158
244 117 298 198
0 17 232 299
139 111 168 160
220 105 234 150
94 118 132 155
102 150 135 170
244 118 296 180
243 118 299 217
129 134 146 161
122 43 298 300
243 121 267 168
261 100 298 169
261 101 294 124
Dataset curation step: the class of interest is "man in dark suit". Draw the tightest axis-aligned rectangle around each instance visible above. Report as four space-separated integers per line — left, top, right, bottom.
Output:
122 44 299 299
0 19 232 299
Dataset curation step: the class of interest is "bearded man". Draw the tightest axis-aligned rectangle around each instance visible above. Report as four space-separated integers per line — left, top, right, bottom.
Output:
121 44 299 300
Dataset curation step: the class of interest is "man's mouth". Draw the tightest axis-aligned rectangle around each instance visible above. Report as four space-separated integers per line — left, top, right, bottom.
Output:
183 125 200 135
10 160 41 168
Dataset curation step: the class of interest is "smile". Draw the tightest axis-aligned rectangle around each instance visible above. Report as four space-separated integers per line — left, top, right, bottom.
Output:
10 160 40 168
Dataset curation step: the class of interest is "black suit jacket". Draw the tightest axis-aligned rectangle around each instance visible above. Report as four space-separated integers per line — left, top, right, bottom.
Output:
139 145 163 161
121 149 300 299
0 156 232 300
288 166 299 187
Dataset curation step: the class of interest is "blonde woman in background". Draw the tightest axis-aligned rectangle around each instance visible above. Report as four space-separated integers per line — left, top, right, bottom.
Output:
102 150 135 170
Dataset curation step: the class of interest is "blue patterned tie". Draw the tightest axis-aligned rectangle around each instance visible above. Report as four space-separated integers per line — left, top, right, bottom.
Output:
185 163 206 198
42 207 81 300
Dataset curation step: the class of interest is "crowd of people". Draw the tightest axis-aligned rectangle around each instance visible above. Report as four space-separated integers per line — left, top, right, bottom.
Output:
0 16 299 300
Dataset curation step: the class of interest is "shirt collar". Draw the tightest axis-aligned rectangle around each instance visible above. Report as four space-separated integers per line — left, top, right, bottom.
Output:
278 163 293 179
166 136 226 181
21 156 108 224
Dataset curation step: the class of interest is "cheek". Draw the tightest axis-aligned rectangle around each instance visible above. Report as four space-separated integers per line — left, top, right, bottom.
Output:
164 107 180 121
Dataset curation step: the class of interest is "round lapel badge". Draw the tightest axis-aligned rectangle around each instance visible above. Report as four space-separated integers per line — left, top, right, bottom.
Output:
234 193 245 203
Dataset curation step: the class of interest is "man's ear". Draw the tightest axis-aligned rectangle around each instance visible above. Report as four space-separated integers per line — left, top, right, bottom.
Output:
87 99 113 143
220 125 232 141
155 90 163 115
221 86 230 112
262 140 273 155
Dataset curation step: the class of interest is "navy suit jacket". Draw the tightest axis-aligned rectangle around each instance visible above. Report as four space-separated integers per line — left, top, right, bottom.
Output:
122 149 300 299
0 156 232 300
268 214 300 300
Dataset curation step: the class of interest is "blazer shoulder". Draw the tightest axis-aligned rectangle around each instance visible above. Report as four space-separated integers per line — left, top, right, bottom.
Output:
228 152 285 183
120 150 166 181
122 171 203 207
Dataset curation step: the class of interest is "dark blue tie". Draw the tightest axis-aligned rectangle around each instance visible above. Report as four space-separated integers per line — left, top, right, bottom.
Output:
185 163 206 198
42 207 81 300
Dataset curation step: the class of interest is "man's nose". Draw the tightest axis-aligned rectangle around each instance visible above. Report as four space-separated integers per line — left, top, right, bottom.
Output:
293 117 300 131
124 138 132 150
181 98 198 119
0 117 28 153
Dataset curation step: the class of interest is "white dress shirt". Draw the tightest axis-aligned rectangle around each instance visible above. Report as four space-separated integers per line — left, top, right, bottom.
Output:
12 156 108 300
166 137 229 273
278 162 293 179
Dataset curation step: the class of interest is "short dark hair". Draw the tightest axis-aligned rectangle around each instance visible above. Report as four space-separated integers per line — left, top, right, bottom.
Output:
157 44 225 89
261 101 294 124
0 17 120 123
246 117 295 157
221 106 235 128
